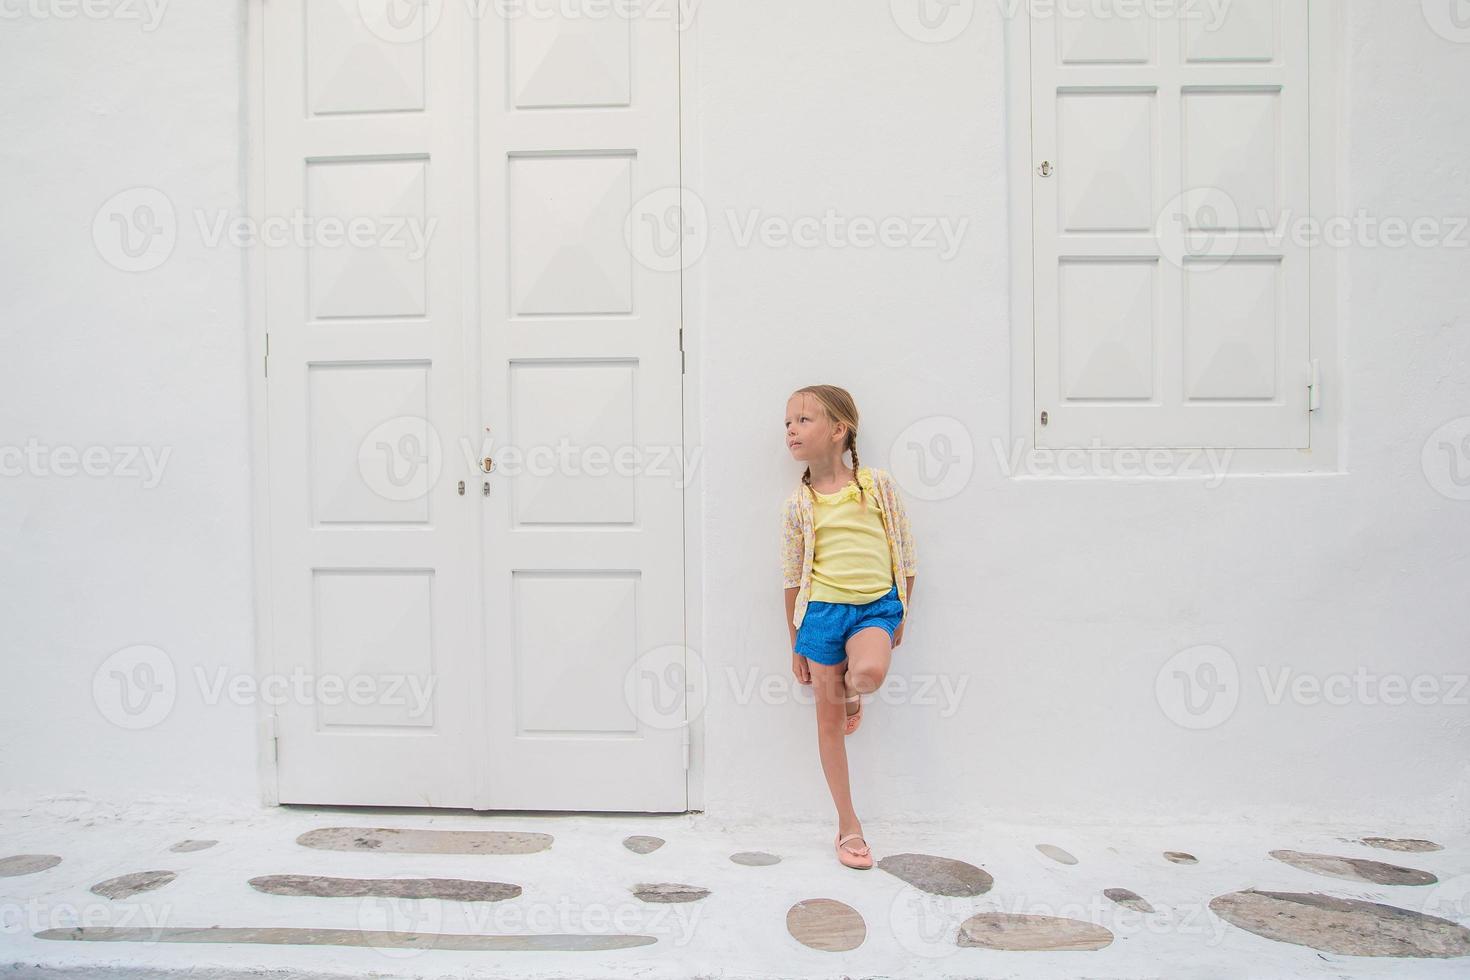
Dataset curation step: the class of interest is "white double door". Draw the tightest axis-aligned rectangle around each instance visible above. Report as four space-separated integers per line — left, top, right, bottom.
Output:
262 1 688 811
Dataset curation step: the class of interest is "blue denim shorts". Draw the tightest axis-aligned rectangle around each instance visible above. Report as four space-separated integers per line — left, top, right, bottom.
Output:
794 583 903 666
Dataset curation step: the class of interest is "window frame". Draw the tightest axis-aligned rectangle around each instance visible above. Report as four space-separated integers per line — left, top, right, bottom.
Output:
1004 0 1342 478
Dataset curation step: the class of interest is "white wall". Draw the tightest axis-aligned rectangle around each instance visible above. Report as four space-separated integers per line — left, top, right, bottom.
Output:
2 1 1466 833
694 0 1470 832
0 5 260 809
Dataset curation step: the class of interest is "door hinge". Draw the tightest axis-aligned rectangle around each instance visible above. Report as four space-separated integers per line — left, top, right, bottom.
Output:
263 332 270 379
266 714 279 762
678 327 685 375
1307 358 1321 412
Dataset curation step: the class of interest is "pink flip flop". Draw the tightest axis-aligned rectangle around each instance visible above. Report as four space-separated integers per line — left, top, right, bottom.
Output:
835 831 873 869
843 693 864 735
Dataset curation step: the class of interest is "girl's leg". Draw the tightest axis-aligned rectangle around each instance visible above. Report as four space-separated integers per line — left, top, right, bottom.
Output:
828 626 895 840
810 661 864 841
842 625 894 703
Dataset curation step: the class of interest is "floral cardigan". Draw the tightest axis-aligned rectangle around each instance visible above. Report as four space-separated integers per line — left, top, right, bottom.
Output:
781 465 918 630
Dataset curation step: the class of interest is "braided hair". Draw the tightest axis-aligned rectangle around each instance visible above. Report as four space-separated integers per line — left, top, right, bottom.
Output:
793 384 869 511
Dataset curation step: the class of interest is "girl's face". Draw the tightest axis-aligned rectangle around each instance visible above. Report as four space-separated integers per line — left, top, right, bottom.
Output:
785 394 846 462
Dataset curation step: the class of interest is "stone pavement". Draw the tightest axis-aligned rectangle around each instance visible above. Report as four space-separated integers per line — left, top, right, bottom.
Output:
3 800 1469 979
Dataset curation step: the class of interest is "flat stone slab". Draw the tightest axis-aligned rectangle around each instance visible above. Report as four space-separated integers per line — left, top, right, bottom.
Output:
91 870 176 900
957 912 1113 951
1164 851 1198 864
249 874 521 902
296 827 552 855
730 851 780 866
1353 837 1443 853
1269 848 1436 886
786 898 865 952
1210 889 1470 958
623 835 665 854
34 926 655 951
1036 843 1077 865
168 840 217 853
630 882 709 903
1103 888 1155 913
0 854 62 877
876 852 993 897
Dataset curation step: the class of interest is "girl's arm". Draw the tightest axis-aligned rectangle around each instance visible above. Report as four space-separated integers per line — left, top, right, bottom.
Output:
882 471 917 615
885 471 918 587
781 496 803 648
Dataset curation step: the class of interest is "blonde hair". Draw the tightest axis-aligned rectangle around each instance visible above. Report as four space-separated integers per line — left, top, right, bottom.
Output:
791 384 868 510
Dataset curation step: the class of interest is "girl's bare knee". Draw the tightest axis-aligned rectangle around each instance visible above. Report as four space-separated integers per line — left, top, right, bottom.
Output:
847 667 882 693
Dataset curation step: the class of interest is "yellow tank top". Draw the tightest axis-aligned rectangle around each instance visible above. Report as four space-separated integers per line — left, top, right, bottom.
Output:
808 478 894 604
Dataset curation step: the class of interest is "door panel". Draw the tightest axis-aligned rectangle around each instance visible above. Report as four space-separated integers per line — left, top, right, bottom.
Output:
264 0 476 811
477 6 688 812
265 0 480 806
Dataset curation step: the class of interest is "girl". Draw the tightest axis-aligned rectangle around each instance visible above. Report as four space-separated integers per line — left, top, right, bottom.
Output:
781 385 918 870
